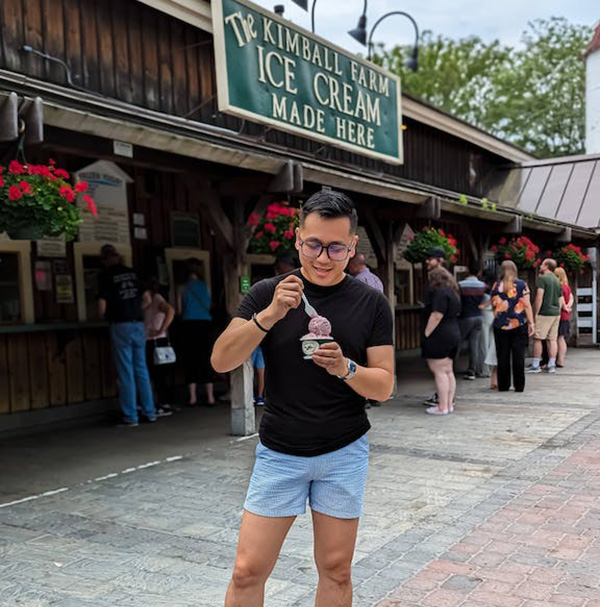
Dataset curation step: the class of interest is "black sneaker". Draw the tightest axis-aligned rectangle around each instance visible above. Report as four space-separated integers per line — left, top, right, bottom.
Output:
423 393 438 406
464 372 476 380
156 407 173 417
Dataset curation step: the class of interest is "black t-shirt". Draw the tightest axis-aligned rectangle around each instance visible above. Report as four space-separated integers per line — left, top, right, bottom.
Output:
422 287 461 329
236 270 394 456
98 264 144 323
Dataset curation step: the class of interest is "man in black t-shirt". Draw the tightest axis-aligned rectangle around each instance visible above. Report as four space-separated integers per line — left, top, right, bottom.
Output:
98 244 156 426
212 191 394 607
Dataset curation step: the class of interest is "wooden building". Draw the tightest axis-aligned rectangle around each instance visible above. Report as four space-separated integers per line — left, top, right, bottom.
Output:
0 0 597 434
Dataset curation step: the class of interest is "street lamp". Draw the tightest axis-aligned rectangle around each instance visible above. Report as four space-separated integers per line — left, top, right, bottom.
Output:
366 11 419 70
347 0 369 46
291 0 367 36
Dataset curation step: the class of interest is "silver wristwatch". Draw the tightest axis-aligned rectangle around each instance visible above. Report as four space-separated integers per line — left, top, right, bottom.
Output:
337 358 357 381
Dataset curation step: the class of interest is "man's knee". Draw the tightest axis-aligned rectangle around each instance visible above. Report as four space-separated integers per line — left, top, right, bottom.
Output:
231 558 270 590
316 553 352 586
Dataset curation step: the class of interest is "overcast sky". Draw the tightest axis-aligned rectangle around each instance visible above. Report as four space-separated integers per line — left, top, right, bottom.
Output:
251 0 598 54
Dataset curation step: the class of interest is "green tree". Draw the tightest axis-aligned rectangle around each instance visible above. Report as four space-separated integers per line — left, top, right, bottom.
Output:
375 18 592 158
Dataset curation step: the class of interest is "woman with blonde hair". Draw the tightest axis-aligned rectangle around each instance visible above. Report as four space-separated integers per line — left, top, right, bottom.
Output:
554 267 574 367
422 265 462 415
491 260 535 392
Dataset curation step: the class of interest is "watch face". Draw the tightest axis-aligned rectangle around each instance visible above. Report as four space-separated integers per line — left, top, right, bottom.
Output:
349 360 357 373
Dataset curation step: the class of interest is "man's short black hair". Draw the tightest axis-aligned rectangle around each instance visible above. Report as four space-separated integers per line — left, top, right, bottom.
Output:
300 190 358 233
468 263 480 276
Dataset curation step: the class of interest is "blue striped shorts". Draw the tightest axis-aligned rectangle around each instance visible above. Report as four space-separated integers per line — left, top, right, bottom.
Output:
244 435 369 520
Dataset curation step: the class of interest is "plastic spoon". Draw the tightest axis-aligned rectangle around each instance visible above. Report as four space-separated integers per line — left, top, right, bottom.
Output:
301 292 318 318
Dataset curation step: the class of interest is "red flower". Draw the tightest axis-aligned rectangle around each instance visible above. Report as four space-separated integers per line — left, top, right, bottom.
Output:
255 231 264 239
19 180 32 194
499 237 507 245
283 230 294 239
54 168 70 180
75 181 88 193
59 185 72 199
0 176 4 188
9 160 24 174
247 212 260 227
490 245 498 252
269 240 281 252
266 206 280 220
83 195 98 216
264 222 276 233
439 229 445 237
49 158 56 166
504 252 511 259
8 185 22 200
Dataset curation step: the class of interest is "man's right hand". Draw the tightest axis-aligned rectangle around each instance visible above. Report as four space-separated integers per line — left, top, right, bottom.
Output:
257 275 304 329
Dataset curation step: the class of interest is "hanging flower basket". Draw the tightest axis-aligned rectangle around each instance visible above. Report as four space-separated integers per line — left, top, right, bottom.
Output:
553 244 589 273
0 160 97 240
247 201 299 255
491 236 540 270
403 227 459 264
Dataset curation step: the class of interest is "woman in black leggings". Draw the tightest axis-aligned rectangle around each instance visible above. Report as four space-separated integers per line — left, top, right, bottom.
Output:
490 261 535 392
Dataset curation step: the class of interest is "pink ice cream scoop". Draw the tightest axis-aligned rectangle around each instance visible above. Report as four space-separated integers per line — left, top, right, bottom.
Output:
308 315 331 337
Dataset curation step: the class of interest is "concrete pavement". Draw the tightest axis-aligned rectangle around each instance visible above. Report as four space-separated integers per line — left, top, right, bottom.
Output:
0 348 599 606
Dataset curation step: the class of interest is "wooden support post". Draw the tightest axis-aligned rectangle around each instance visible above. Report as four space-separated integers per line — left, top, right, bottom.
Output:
226 200 255 436
363 207 387 265
230 360 255 436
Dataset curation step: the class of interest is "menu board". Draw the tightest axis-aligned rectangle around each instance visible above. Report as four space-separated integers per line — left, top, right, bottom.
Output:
75 160 133 245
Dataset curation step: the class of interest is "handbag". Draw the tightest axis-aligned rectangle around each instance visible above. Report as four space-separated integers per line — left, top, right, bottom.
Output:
153 337 177 366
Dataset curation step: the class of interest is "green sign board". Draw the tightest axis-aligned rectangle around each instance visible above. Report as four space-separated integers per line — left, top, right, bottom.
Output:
212 0 403 164
240 275 251 294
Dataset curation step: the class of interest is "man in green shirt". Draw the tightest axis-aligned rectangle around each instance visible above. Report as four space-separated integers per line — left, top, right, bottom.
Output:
528 258 564 374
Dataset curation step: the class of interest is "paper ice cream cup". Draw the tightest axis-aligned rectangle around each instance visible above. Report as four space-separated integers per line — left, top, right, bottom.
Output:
300 335 333 359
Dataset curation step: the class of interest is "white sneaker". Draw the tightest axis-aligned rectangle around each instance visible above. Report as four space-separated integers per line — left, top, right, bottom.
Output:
547 365 556 374
526 366 542 374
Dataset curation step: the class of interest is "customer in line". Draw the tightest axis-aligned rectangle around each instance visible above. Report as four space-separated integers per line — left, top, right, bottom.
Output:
98 245 156 426
554 266 574 368
457 264 487 380
491 260 535 392
528 258 564 374
480 269 498 389
422 250 462 415
177 259 216 406
143 278 175 416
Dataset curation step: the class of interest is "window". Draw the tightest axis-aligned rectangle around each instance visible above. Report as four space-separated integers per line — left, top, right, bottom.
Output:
0 241 34 324
0 253 21 322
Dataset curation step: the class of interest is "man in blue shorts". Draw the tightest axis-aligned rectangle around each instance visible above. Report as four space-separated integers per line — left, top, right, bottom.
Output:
250 346 265 406
212 190 395 607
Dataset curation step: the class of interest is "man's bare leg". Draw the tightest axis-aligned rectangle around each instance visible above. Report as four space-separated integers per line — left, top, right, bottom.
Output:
312 510 359 607
225 511 295 607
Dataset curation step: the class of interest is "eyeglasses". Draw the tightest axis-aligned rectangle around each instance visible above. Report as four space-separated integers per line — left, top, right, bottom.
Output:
299 239 353 261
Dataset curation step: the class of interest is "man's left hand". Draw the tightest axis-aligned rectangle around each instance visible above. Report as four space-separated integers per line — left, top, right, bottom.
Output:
312 342 347 377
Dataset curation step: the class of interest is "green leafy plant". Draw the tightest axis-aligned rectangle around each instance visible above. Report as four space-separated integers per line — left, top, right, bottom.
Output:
247 201 299 255
0 160 96 240
403 227 459 264
491 236 540 270
553 243 589 273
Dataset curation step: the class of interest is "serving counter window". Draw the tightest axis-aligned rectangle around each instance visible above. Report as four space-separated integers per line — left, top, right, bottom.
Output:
74 243 133 322
0 241 34 324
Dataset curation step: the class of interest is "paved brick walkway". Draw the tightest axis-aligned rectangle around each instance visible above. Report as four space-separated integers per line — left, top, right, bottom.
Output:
377 433 600 607
0 348 599 606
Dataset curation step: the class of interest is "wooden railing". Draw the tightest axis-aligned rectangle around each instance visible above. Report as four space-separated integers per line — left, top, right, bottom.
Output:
395 306 422 351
